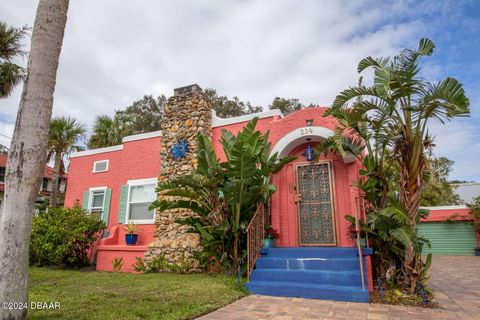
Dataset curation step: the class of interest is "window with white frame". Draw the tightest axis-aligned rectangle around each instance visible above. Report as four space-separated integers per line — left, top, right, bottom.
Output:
127 178 156 223
93 160 109 173
89 187 106 219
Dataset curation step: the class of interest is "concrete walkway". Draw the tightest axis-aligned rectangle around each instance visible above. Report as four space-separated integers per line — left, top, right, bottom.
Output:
198 256 480 320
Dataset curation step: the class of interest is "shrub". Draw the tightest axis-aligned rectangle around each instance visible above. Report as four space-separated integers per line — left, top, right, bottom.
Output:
30 204 105 267
132 255 193 273
469 196 480 232
111 257 123 272
132 257 147 272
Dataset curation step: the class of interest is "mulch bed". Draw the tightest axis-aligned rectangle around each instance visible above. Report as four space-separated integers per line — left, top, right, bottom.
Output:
370 285 438 308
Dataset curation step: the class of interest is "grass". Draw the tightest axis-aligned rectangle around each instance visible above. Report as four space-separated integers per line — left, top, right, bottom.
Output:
28 267 247 320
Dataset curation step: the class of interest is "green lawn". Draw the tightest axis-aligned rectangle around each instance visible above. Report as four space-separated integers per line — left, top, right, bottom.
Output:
28 267 247 320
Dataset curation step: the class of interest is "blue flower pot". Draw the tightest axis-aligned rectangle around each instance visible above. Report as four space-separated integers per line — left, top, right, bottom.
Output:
263 238 276 248
125 234 138 245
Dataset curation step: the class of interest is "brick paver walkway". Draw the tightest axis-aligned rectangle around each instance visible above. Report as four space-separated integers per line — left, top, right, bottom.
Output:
198 256 480 320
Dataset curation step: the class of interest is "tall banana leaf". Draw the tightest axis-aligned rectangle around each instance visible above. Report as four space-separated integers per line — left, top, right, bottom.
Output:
151 117 295 272
327 38 469 293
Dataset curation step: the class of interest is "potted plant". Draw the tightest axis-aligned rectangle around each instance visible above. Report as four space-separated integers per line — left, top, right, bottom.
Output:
125 223 139 245
264 225 278 248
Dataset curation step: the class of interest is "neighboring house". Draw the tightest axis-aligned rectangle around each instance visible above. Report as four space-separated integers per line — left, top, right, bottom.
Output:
419 205 479 256
413 183 480 256
452 182 480 204
0 153 68 211
64 85 480 303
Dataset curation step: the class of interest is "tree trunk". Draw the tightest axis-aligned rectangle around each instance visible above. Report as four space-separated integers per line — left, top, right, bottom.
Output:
49 152 62 207
0 1 69 319
398 134 426 293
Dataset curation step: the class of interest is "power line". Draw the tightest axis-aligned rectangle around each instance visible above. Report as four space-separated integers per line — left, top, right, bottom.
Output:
0 133 12 140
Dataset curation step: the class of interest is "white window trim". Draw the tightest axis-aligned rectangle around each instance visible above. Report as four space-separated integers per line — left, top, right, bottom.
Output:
92 160 109 173
126 178 157 224
88 186 107 213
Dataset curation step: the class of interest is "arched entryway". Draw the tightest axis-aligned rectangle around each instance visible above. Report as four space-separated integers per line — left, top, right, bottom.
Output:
269 126 358 248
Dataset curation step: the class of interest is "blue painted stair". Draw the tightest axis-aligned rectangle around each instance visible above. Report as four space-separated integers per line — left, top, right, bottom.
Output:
247 247 370 302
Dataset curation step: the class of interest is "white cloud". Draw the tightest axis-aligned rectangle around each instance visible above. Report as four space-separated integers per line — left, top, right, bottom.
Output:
429 118 480 181
0 0 422 119
0 0 478 180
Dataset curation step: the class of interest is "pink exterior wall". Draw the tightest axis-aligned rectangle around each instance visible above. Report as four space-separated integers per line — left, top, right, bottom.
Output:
420 206 473 222
65 136 161 272
66 107 365 272
213 108 361 247
269 144 358 247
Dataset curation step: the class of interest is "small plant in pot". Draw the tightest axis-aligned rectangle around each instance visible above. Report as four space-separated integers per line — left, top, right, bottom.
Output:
125 223 139 245
264 225 278 248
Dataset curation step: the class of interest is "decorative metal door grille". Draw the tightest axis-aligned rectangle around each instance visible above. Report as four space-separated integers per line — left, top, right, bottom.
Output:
296 163 336 246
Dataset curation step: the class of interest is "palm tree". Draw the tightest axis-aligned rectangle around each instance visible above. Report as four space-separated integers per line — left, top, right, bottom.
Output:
88 114 132 149
0 21 28 98
0 1 69 319
48 116 86 207
326 38 469 292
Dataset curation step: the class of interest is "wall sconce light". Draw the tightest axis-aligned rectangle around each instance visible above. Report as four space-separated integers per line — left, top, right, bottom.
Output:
306 119 313 126
304 138 315 161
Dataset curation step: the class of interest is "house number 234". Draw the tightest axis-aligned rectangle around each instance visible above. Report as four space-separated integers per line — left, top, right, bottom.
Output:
300 127 313 135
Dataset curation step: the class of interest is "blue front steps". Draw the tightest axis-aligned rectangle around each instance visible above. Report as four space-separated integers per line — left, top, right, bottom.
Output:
247 247 370 303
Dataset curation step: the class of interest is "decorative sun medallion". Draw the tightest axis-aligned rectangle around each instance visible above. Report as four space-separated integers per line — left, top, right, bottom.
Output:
170 139 189 160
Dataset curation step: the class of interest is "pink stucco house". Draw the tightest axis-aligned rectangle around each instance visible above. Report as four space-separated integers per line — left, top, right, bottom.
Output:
65 103 376 301
65 86 479 302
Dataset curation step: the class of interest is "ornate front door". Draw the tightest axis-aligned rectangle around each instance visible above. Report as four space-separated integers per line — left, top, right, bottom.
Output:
295 162 336 246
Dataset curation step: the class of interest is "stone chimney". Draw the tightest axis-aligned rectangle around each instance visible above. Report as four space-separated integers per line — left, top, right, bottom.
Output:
145 84 212 270
173 83 202 96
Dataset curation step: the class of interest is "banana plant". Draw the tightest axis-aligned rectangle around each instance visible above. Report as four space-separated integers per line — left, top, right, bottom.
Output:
151 118 295 271
321 38 469 293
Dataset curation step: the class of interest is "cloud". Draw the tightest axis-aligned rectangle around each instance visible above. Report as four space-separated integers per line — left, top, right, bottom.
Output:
0 0 423 117
428 117 480 181
0 0 478 180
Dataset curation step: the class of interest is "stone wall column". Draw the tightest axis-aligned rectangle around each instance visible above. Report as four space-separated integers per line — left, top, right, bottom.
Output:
145 84 211 270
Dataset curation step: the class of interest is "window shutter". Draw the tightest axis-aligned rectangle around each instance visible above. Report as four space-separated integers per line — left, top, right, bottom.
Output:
102 189 112 225
82 191 90 210
118 185 129 224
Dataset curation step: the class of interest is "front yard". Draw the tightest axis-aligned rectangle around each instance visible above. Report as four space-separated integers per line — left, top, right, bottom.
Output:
28 267 246 320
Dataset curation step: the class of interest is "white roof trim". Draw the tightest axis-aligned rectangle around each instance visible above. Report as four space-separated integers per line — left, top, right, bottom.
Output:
71 131 162 158
70 145 123 158
420 205 469 210
212 109 284 128
122 130 162 142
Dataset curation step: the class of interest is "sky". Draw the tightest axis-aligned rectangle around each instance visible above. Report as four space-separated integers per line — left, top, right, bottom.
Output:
0 0 479 181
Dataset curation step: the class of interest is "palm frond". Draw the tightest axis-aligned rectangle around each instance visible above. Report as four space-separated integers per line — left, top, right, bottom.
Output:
390 227 413 248
357 56 390 73
419 77 470 122
332 86 381 110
